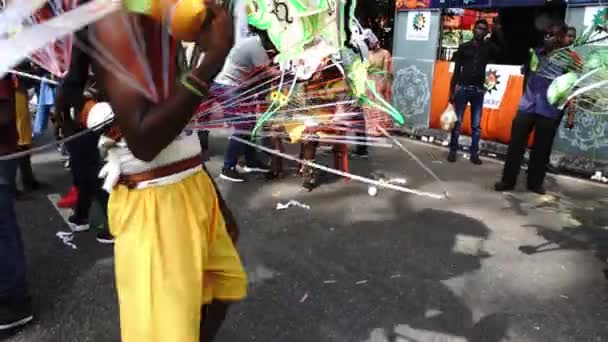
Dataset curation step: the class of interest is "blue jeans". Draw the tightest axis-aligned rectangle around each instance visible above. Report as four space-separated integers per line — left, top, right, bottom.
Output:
450 86 485 155
33 104 52 139
0 159 29 303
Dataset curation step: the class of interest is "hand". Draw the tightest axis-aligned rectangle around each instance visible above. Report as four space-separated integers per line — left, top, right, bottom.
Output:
195 0 234 76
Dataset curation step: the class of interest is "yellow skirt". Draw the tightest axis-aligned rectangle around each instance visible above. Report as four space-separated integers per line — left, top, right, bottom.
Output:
108 169 247 342
15 90 32 146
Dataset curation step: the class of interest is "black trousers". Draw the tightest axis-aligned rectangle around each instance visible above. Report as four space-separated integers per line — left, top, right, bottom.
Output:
501 111 560 188
66 132 108 221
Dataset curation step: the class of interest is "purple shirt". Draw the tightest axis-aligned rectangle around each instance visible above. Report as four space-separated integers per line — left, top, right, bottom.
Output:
518 48 564 120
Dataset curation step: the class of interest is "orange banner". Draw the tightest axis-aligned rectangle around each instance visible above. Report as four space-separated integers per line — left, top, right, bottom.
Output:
430 60 533 145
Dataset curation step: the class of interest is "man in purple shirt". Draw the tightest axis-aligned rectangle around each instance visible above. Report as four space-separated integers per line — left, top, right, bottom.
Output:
495 21 570 194
0 74 33 332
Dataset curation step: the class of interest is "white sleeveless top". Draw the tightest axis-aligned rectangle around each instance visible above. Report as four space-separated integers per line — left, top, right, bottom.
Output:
88 102 202 192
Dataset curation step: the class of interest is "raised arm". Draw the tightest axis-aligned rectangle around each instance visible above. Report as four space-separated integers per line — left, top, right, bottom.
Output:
92 2 233 162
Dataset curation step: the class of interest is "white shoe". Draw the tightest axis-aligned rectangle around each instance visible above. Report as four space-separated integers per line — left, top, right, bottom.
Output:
67 216 90 232
242 165 270 173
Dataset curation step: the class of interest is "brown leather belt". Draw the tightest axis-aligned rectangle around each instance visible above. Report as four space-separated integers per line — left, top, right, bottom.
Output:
118 156 201 189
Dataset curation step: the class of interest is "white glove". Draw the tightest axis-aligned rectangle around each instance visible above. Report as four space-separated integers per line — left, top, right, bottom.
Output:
99 150 122 193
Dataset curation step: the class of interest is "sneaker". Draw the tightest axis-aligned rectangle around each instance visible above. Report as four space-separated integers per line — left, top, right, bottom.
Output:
220 167 246 182
242 162 269 173
57 186 78 209
470 155 483 165
96 230 114 244
0 300 33 331
447 150 457 163
67 216 90 232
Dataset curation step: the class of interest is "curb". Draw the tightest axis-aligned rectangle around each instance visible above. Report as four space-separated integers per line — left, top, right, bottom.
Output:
392 127 608 185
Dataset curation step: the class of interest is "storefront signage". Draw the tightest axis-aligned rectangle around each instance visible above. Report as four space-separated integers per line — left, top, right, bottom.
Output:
406 11 432 40
483 64 522 109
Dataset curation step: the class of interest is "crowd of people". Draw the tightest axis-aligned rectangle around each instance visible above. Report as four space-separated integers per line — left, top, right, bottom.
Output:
0 5 587 342
0 3 395 340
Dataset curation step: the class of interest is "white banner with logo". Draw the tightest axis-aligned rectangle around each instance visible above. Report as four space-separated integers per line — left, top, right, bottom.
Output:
483 64 522 109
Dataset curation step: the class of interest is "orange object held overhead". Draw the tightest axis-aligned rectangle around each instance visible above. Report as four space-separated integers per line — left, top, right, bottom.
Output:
123 0 207 42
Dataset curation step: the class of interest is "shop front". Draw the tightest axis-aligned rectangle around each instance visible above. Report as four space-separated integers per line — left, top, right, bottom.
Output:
392 0 608 168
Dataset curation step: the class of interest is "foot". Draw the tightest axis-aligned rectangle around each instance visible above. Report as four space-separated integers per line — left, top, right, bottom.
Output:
220 167 246 183
23 181 43 192
242 161 269 173
528 185 547 195
96 229 114 244
470 155 483 165
494 181 515 192
57 186 78 209
447 150 457 163
301 166 317 192
0 300 33 331
67 215 90 232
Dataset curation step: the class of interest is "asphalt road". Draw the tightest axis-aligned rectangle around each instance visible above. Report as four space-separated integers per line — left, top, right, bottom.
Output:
2 134 608 342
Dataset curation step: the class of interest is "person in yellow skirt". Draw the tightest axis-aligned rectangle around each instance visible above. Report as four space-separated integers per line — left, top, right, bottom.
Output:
89 3 247 342
13 71 40 192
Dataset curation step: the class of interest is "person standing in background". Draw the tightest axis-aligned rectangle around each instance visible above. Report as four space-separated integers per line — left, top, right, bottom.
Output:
55 27 113 244
447 19 502 165
494 21 571 195
356 30 393 158
12 65 41 194
564 26 577 46
216 27 274 182
0 74 33 332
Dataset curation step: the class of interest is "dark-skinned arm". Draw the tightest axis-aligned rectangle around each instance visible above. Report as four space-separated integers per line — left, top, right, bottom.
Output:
449 47 462 103
92 3 233 162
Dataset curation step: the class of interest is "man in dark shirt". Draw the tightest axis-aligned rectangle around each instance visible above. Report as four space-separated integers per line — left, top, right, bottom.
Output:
495 21 569 195
448 19 501 165
0 75 33 331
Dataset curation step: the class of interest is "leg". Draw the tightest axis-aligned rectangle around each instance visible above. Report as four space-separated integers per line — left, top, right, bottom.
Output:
469 89 485 163
70 138 97 222
354 112 368 156
198 130 210 161
301 140 318 191
242 138 261 168
17 147 37 191
267 126 285 179
200 185 247 340
448 88 467 160
200 301 230 342
33 105 50 139
527 116 560 192
498 112 535 188
223 134 244 170
0 159 31 330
